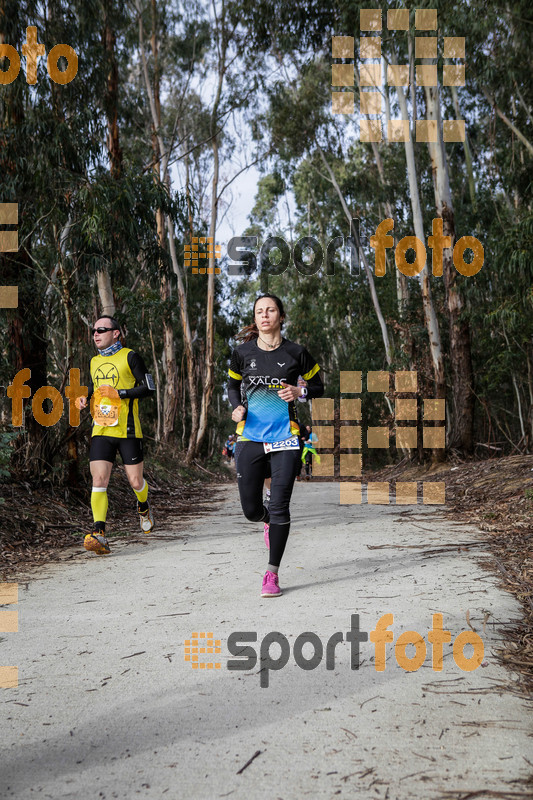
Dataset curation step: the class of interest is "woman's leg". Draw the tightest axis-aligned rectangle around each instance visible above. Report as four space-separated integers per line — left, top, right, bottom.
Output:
268 448 301 568
234 441 269 522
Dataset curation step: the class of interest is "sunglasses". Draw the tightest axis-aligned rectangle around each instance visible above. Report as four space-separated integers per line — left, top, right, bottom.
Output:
92 326 117 335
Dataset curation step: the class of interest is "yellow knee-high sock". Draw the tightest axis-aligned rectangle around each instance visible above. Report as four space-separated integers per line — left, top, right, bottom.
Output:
134 479 149 505
91 487 108 527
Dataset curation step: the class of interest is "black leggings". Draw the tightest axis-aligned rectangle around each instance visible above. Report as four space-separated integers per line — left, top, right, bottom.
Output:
234 441 300 567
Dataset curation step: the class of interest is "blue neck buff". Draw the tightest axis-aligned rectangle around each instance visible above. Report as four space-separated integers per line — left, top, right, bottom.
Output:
98 341 123 357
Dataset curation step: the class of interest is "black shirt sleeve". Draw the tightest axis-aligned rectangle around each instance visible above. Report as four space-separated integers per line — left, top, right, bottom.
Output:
228 349 244 410
300 348 324 400
122 351 155 399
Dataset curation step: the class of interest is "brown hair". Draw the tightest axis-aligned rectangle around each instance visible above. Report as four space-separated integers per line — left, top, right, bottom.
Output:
234 294 286 343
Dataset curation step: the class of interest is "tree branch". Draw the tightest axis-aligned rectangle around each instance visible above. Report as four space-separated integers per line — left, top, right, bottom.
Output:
216 150 272 201
483 89 533 156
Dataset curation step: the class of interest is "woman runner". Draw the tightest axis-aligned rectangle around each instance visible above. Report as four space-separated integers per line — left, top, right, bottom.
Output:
228 295 324 597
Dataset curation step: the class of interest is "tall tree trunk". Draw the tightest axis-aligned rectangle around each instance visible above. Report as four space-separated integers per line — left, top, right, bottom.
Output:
195 1 227 452
449 83 476 211
396 84 445 399
369 141 409 320
182 141 201 459
103 1 122 178
355 66 409 321
96 269 115 316
159 270 178 440
137 0 199 458
316 145 393 365
195 134 219 451
424 81 474 453
97 0 121 316
165 216 200 462
150 0 177 441
1 10 48 476
56 221 81 486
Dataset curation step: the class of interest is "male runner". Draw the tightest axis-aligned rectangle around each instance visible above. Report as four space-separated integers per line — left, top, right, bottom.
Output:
76 316 155 554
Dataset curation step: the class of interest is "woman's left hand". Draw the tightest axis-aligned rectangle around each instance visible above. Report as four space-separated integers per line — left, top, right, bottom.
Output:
277 382 302 402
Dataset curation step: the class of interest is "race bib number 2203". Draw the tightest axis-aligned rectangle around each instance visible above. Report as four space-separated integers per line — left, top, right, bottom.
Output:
263 435 299 453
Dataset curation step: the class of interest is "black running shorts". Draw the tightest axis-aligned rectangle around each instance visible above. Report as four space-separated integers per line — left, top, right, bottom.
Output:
89 436 144 465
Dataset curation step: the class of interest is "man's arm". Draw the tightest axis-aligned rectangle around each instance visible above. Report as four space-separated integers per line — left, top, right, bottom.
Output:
121 352 156 399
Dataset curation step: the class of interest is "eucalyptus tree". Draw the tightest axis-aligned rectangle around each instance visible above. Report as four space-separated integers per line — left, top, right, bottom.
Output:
233 0 533 455
0 0 185 479
134 0 264 458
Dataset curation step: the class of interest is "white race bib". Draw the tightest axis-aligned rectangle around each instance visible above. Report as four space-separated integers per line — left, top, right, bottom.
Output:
263 435 299 453
95 400 119 427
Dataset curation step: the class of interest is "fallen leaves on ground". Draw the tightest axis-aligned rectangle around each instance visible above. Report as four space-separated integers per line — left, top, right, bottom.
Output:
372 454 533 698
0 462 228 578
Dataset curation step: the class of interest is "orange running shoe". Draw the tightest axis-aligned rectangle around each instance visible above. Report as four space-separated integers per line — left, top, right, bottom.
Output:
84 531 111 555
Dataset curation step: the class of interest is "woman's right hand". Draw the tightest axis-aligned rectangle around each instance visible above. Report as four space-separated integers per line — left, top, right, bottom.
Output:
231 405 246 422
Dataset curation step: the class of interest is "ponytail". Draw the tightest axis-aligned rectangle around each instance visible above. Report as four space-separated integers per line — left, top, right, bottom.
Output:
234 322 259 343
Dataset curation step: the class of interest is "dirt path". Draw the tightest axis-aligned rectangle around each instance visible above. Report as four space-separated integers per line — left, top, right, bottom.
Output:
1 482 531 799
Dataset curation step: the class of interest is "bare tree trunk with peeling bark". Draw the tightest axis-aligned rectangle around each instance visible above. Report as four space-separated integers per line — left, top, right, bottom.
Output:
195 0 228 453
165 217 201 462
136 0 201 460
57 219 80 485
97 269 115 316
368 139 409 320
396 84 445 399
195 132 218 451
357 65 409 320
449 82 476 211
149 0 177 441
316 145 392 365
97 0 121 318
181 137 200 460
424 79 474 453
103 3 122 179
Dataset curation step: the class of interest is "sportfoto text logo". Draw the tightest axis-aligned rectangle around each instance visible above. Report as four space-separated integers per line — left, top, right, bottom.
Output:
185 613 484 688
0 27 78 86
226 218 484 279
6 368 111 428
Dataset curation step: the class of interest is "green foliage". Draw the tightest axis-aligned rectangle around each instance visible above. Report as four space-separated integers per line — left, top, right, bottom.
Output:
1 0 532 487
0 432 17 480
235 0 533 460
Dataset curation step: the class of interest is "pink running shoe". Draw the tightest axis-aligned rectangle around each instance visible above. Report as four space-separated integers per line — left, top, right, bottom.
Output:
261 570 282 597
263 522 270 549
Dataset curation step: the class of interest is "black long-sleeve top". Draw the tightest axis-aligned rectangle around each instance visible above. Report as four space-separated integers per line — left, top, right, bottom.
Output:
227 337 324 442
